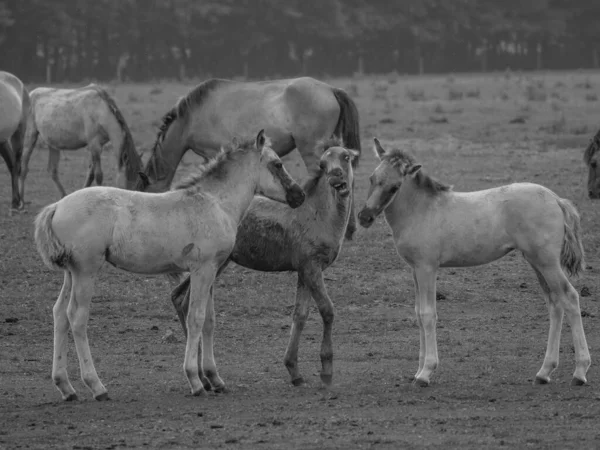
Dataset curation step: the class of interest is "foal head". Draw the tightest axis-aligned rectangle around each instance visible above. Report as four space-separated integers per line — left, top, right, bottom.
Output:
309 137 360 198
255 130 305 209
358 138 423 228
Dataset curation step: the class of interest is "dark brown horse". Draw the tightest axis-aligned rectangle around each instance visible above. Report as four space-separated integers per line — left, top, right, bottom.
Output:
0 71 30 213
136 77 361 239
170 138 358 391
583 128 600 198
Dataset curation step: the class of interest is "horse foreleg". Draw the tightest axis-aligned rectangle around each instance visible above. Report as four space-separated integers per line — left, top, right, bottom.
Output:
18 123 38 208
52 271 77 400
412 270 425 380
303 266 335 386
47 148 67 198
68 271 108 400
283 275 312 386
184 267 215 396
201 285 226 392
413 266 439 387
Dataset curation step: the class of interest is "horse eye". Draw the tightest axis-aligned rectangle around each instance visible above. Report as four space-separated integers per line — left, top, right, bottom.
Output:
390 186 399 193
592 161 598 169
274 161 283 169
343 154 350 162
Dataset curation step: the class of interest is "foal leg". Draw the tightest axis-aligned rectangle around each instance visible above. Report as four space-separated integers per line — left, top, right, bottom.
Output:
68 270 108 400
47 147 67 198
413 266 439 387
531 263 591 385
52 271 78 401
412 271 426 381
183 267 215 396
302 266 335 386
200 285 226 392
18 120 38 208
283 275 312 386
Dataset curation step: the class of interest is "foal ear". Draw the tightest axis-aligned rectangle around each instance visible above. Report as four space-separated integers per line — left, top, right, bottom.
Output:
373 138 386 159
256 129 266 150
405 164 422 176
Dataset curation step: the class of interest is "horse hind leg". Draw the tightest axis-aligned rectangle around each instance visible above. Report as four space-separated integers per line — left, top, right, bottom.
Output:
200 285 226 393
0 141 19 212
47 147 67 198
528 260 591 385
412 270 425 381
283 274 312 386
68 269 108 400
83 145 103 188
18 122 39 208
52 271 78 401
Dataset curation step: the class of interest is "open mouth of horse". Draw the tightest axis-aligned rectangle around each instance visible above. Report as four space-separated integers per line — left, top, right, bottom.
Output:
329 178 349 196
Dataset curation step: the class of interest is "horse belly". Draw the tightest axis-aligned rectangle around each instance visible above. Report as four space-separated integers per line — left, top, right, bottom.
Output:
36 104 87 149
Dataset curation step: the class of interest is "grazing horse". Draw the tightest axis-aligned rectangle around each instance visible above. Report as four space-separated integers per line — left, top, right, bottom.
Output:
19 84 143 205
136 77 361 239
0 71 30 212
171 138 359 390
34 131 305 401
358 138 591 387
583 128 600 198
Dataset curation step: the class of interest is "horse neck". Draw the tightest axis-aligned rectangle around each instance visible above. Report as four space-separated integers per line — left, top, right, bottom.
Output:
147 120 187 191
202 153 261 223
311 175 351 233
386 180 433 229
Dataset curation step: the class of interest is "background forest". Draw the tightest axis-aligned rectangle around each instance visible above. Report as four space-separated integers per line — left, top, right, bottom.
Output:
1 0 599 83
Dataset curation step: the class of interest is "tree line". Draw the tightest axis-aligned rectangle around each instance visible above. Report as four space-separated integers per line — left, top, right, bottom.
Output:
1 0 599 83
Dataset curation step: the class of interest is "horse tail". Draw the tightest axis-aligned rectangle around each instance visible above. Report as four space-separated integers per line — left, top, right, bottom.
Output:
92 86 142 178
34 203 72 270
556 197 586 277
331 87 362 167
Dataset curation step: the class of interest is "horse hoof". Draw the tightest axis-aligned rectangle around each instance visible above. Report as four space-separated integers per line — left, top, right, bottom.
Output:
64 393 78 402
94 392 110 401
213 385 228 394
291 377 305 387
571 377 586 386
201 379 212 391
320 374 333 386
192 388 206 397
534 377 549 385
413 378 429 388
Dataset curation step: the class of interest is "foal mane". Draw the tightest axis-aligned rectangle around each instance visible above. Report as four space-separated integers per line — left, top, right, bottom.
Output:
583 127 600 165
383 148 451 196
173 136 257 191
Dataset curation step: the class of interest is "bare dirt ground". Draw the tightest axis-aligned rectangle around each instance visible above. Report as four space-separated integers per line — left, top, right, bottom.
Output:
1 71 600 449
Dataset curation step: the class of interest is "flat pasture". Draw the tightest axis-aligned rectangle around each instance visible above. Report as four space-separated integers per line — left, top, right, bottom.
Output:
1 71 600 449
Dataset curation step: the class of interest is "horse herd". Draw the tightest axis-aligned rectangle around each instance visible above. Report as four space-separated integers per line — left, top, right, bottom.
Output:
0 70 593 402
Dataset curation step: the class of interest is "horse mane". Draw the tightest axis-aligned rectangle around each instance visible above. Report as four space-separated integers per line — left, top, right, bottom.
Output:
303 136 346 196
583 128 600 165
91 86 142 179
173 136 257 191
383 147 451 196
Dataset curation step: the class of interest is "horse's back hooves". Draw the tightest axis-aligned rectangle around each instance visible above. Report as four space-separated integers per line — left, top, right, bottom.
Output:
413 378 430 388
94 392 110 401
291 377 305 386
320 374 333 386
64 393 78 402
534 376 549 385
571 377 586 386
213 385 228 394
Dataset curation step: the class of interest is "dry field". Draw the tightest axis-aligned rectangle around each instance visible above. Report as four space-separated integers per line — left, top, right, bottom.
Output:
1 71 600 449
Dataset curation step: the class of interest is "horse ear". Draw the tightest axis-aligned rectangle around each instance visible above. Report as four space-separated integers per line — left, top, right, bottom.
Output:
138 171 150 190
406 164 422 176
256 129 266 150
373 138 386 159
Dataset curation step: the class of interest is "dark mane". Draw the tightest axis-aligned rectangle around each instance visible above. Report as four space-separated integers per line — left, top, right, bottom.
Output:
383 147 451 196
173 137 256 191
583 128 600 165
302 136 345 196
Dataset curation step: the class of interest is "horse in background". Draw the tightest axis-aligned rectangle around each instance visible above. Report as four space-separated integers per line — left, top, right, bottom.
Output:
136 77 361 239
171 137 359 390
34 130 305 401
0 71 30 213
359 138 591 388
18 85 143 206
583 127 600 198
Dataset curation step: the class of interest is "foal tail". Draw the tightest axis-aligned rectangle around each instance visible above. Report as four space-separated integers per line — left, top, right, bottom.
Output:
557 197 586 277
34 203 72 270
332 87 361 167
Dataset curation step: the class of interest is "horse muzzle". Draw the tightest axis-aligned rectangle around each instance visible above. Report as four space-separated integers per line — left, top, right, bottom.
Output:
328 175 350 197
286 184 305 208
358 208 376 228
